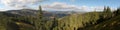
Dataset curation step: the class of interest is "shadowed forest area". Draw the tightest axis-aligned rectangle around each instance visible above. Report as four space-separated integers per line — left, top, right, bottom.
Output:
0 6 120 30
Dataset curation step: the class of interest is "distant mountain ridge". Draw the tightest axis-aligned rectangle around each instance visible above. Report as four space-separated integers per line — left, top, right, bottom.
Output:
2 9 85 18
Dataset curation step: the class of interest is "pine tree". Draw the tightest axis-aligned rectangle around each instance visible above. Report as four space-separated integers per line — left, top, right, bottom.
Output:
103 6 107 19
116 8 120 15
103 6 112 19
51 15 58 30
38 6 43 19
34 6 43 30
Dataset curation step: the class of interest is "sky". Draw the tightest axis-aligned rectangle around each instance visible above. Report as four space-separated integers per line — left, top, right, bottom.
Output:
0 0 120 11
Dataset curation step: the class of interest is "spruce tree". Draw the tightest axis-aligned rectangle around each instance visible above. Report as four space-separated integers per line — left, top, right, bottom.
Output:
116 8 120 15
103 6 107 19
51 15 58 30
34 6 43 30
103 6 112 19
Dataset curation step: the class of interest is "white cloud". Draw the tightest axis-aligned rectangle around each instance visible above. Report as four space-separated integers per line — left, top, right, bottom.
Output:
42 2 85 11
0 8 7 11
0 0 109 12
89 6 104 11
0 0 44 9
42 2 104 11
70 0 75 2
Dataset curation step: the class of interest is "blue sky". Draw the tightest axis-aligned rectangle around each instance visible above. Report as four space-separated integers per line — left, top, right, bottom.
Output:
0 0 120 11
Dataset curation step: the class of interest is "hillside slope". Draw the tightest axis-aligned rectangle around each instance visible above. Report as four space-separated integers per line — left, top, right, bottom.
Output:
78 15 120 30
52 12 101 30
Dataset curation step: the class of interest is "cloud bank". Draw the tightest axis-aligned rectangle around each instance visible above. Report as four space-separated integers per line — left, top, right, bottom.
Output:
0 0 44 9
42 2 104 11
0 0 106 11
42 2 81 10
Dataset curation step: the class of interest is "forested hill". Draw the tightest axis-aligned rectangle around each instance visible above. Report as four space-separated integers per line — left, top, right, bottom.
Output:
77 8 120 30
4 9 70 18
55 12 101 30
78 15 120 30
52 7 120 30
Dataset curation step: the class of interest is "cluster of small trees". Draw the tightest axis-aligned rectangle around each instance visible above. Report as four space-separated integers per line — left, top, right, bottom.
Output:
33 6 58 30
102 6 112 19
114 8 120 16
